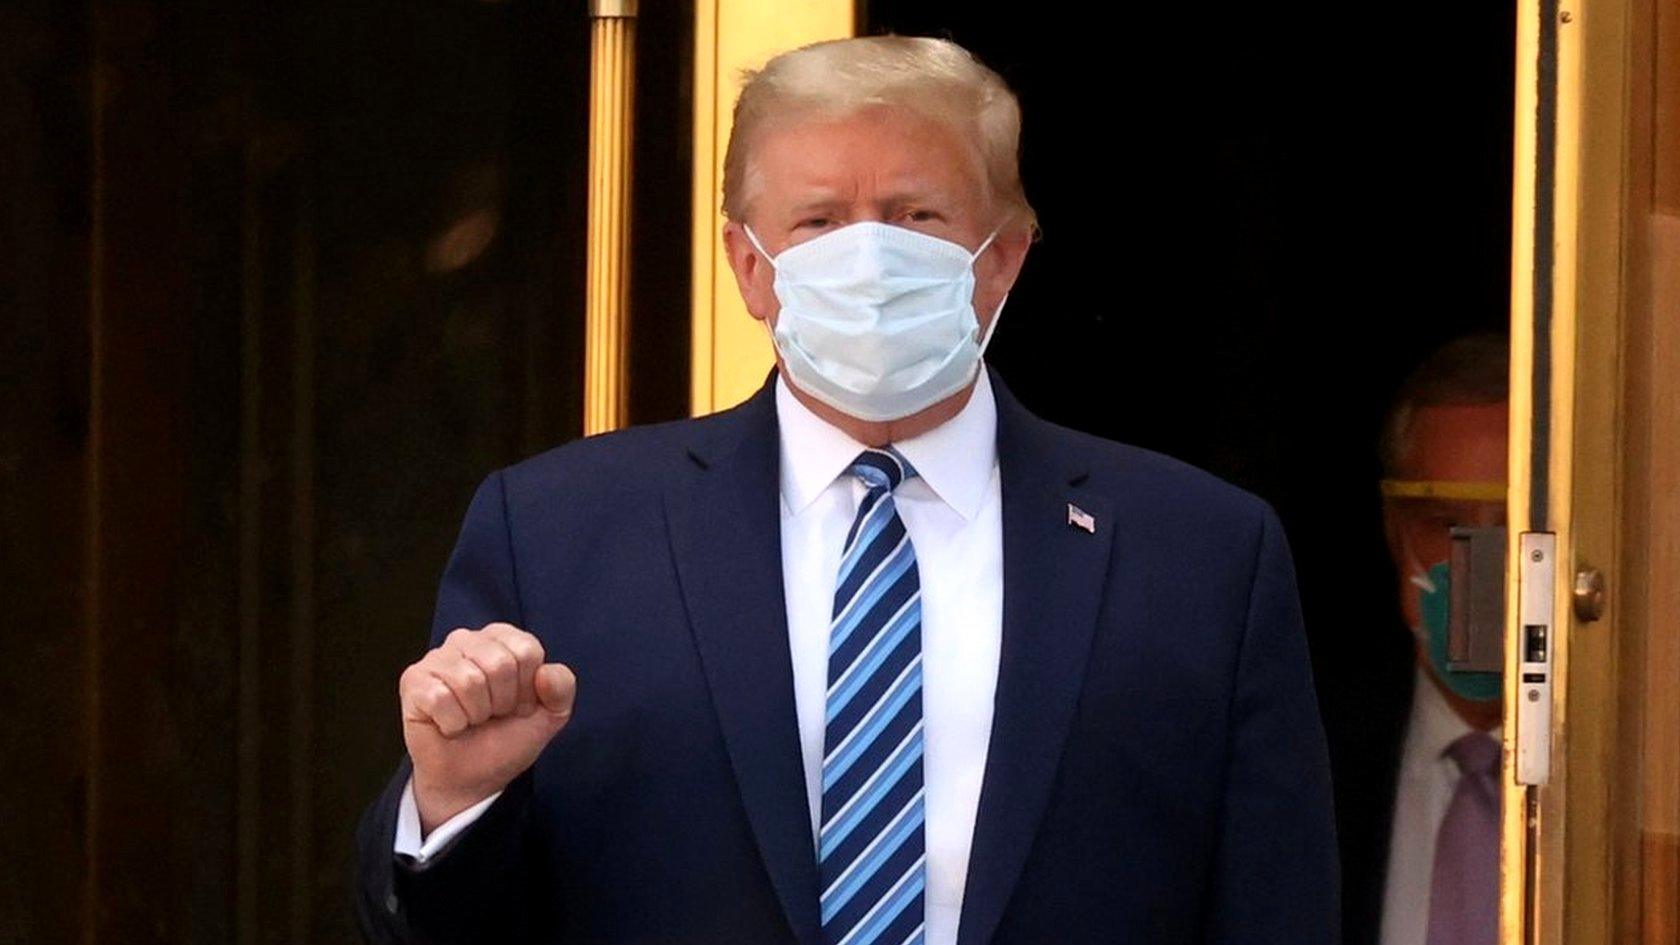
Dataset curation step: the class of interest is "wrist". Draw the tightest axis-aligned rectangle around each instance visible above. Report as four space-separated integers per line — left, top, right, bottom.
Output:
411 775 501 836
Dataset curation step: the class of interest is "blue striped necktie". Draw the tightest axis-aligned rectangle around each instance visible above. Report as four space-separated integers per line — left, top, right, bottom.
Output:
819 446 926 945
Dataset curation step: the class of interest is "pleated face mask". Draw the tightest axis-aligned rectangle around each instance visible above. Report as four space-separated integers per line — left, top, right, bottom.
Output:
744 221 1005 422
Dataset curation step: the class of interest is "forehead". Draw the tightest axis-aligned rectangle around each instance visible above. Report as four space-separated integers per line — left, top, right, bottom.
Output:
1397 402 1510 480
749 105 988 204
1391 497 1506 521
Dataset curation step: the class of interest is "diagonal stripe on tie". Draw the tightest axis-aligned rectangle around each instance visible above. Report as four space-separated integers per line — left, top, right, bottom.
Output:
827 596 921 721
823 655 921 789
831 529 915 640
821 789 925 921
821 447 926 945
835 512 907 605
820 720 924 858
833 855 926 945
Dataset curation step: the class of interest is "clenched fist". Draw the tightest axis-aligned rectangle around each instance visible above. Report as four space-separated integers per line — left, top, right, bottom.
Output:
400 622 577 835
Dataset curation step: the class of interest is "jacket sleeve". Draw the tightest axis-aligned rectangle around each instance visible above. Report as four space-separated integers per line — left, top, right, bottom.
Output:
353 470 543 945
1203 504 1341 944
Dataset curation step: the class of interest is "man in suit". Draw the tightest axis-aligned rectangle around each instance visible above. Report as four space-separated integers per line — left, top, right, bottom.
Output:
355 35 1338 945
1336 334 1508 945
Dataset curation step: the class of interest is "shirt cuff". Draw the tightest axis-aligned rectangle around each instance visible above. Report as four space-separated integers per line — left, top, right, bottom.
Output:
393 776 503 864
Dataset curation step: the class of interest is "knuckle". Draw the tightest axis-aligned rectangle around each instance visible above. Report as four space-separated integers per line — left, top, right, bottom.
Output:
417 685 445 717
481 650 516 679
434 659 468 687
431 662 460 688
436 681 461 708
514 637 545 664
487 624 543 661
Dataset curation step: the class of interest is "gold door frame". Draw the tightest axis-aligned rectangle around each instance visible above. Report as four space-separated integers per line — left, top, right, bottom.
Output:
1504 0 1586 939
689 0 855 416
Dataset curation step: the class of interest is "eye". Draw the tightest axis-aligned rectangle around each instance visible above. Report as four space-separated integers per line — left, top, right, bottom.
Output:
900 209 941 223
796 217 835 230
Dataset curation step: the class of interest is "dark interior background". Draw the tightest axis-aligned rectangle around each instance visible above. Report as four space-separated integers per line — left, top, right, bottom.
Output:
0 1 1511 942
863 5 1515 937
1 1 690 941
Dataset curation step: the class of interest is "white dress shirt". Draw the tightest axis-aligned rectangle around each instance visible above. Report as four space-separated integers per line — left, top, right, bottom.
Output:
1378 666 1503 945
397 369 1006 945
778 369 1002 945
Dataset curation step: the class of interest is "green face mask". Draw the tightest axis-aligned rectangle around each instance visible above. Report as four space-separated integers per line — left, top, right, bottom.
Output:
1414 560 1503 703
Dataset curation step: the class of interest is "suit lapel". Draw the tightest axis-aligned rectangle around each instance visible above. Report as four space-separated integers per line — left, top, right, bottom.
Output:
957 373 1116 945
665 378 823 945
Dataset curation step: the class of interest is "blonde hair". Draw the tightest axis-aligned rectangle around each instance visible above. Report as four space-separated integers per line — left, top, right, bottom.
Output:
721 35 1037 234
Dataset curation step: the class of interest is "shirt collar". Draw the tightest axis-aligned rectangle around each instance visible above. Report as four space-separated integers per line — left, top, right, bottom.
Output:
775 365 999 521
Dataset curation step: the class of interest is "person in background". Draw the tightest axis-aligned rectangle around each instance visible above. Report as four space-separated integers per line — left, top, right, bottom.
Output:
1344 333 1509 945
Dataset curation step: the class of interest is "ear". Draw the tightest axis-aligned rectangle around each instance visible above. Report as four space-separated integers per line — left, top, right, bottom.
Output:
973 222 1032 326
1382 500 1429 633
1381 500 1408 574
722 220 778 323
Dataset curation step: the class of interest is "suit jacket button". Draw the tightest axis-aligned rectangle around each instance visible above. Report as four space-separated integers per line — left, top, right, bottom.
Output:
385 891 401 915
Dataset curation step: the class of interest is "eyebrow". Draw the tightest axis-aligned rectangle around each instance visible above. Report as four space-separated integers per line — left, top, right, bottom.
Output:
787 197 848 217
785 188 951 217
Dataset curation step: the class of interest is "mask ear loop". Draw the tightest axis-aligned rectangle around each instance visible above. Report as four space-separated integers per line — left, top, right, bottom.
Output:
741 225 787 353
1407 561 1437 594
976 292 1007 356
1400 533 1437 594
970 226 1007 355
741 224 776 265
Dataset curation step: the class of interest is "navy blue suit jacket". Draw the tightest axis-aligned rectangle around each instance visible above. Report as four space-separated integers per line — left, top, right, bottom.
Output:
355 367 1339 944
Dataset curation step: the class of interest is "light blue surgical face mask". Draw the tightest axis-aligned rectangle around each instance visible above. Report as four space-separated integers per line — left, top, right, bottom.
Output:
1411 560 1503 703
743 221 1005 423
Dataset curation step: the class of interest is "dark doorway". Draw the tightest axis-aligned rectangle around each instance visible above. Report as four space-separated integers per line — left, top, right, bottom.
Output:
860 3 1516 942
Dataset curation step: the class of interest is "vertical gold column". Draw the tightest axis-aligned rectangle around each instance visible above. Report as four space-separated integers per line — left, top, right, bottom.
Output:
586 0 637 435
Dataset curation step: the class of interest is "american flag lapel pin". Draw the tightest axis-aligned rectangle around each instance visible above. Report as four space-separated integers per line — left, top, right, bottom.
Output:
1067 503 1096 534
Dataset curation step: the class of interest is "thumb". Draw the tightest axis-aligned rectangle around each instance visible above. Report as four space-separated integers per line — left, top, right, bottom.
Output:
534 662 577 717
